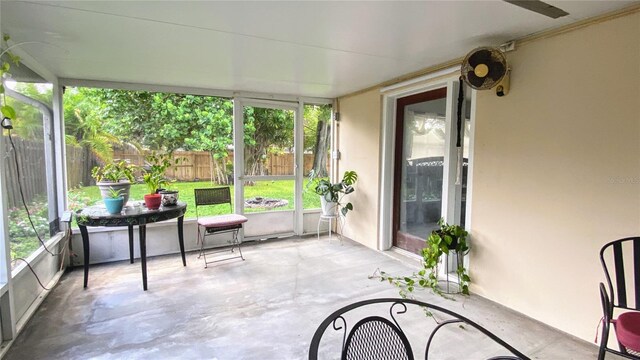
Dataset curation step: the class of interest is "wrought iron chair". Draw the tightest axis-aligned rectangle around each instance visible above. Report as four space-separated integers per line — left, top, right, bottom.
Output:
599 237 640 359
194 187 247 268
309 298 529 360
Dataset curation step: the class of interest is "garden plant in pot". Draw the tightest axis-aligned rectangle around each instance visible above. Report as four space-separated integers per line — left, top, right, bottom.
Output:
91 160 136 205
374 218 471 297
159 187 179 206
103 188 124 215
142 153 173 210
309 170 358 217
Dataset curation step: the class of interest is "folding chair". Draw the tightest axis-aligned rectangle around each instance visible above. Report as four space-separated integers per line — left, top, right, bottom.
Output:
194 187 247 268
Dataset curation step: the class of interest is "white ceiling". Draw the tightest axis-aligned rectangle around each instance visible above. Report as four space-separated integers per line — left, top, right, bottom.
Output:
1 1 637 99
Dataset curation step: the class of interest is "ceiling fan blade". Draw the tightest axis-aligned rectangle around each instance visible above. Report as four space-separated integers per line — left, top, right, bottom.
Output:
503 0 569 19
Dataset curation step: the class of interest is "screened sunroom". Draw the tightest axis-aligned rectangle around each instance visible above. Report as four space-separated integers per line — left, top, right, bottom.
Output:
0 1 639 359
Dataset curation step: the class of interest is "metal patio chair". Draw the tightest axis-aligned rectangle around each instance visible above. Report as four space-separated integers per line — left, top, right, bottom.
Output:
309 298 529 360
599 237 640 359
194 187 247 268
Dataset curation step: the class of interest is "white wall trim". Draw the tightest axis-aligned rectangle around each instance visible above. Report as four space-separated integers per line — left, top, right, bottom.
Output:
464 90 478 232
294 101 304 235
380 66 459 94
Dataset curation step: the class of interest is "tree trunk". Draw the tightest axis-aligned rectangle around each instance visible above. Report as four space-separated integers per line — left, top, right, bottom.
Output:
245 145 267 177
211 155 228 185
311 120 330 177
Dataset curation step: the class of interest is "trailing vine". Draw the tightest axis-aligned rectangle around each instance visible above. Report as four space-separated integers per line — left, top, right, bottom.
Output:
372 218 471 298
0 34 21 123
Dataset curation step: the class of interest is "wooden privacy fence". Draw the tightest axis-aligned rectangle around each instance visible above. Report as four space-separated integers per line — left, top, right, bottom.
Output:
2 138 47 209
113 149 324 180
1 138 326 208
2 138 96 208
67 145 99 188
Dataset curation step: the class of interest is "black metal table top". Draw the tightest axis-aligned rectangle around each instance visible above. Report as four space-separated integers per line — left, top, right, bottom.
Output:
76 201 187 227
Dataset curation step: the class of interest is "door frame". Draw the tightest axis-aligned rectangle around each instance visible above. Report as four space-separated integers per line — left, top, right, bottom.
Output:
379 71 476 252
233 97 304 238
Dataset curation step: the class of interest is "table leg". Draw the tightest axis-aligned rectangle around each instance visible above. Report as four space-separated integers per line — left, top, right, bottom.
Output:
139 224 147 291
79 225 90 288
178 216 186 266
128 225 134 264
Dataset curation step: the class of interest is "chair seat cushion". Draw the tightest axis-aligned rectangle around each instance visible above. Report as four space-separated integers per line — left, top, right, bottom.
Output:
615 311 640 352
198 214 248 228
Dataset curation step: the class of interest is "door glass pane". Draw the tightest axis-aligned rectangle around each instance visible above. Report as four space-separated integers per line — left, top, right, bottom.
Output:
303 104 332 209
243 180 294 213
400 98 447 240
242 106 294 176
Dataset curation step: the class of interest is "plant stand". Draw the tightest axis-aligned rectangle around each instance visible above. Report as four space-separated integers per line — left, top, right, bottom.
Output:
440 250 463 294
317 214 342 243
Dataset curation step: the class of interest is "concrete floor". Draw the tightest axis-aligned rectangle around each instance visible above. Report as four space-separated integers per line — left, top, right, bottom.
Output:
6 236 606 359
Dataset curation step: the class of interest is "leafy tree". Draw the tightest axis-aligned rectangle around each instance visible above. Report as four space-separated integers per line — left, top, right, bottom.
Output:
4 82 52 140
243 106 294 176
89 89 236 183
304 104 331 178
66 88 309 183
64 87 124 163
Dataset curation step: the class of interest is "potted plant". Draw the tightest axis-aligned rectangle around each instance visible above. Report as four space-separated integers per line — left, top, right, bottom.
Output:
91 160 136 205
103 187 124 215
309 170 358 217
375 218 471 297
159 187 179 206
142 153 175 210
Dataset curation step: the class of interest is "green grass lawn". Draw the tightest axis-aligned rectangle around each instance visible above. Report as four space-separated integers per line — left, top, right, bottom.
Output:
69 180 321 220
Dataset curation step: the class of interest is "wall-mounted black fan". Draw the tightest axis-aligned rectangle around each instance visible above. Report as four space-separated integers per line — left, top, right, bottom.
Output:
460 47 508 91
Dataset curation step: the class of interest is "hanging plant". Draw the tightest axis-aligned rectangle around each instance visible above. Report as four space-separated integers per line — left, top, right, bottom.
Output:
372 218 471 298
0 34 22 125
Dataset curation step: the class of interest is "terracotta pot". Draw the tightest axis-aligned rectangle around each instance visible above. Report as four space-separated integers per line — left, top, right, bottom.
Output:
144 193 162 210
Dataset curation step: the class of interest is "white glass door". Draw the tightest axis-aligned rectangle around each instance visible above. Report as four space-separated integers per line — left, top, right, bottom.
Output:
233 99 301 238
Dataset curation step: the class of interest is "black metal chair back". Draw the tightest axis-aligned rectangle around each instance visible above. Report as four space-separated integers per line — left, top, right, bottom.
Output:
599 237 640 359
309 298 529 360
194 187 233 217
600 237 640 312
342 316 412 360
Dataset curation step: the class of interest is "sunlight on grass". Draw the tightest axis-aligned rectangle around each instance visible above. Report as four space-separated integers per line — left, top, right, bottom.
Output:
69 180 321 222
